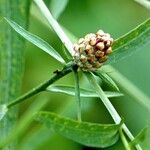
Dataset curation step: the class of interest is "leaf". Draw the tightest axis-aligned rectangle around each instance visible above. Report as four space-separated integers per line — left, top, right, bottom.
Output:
108 18 150 64
49 0 69 19
94 70 119 91
61 44 73 61
35 111 121 148
129 126 150 149
0 1 31 149
85 72 121 124
5 18 65 64
0 105 8 121
30 11 150 111
46 85 123 98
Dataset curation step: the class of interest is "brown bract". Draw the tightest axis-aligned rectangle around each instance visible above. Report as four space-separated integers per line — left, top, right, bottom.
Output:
73 30 113 71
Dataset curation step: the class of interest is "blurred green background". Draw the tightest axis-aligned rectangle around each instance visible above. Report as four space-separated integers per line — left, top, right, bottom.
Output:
17 0 150 150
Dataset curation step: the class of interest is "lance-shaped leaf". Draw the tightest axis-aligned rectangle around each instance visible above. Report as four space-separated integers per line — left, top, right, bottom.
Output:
35 111 122 148
46 85 123 98
5 18 65 64
129 126 150 149
94 70 119 91
108 18 150 64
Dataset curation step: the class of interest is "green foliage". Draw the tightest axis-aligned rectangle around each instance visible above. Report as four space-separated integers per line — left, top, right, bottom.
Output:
35 111 122 148
0 0 30 149
85 72 121 124
129 126 150 149
94 70 119 91
5 18 65 64
108 18 150 64
47 85 123 98
0 0 150 150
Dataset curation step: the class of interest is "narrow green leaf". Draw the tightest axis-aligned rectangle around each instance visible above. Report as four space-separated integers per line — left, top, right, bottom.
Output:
94 70 119 91
0 1 31 149
0 105 8 121
31 7 150 112
5 18 65 64
46 85 123 98
84 72 143 150
108 18 150 64
61 44 73 62
35 111 121 148
85 72 121 124
129 126 150 149
49 0 69 19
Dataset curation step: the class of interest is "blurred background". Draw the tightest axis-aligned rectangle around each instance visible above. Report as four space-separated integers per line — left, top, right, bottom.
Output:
17 0 150 149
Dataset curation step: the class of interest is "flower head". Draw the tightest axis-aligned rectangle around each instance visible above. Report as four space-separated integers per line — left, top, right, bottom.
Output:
73 30 113 71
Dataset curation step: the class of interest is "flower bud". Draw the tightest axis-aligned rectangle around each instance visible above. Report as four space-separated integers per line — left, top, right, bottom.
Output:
73 30 113 71
96 42 105 50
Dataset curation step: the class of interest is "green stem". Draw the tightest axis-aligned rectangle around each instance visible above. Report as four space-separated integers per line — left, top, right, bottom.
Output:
73 66 82 122
7 62 75 108
34 0 74 55
86 72 142 150
31 1 143 149
31 3 150 112
119 128 131 150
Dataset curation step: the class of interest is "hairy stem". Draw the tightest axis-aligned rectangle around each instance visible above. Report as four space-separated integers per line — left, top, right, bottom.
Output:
7 62 75 108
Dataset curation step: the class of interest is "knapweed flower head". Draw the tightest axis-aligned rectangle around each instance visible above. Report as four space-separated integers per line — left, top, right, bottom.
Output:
73 30 113 71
